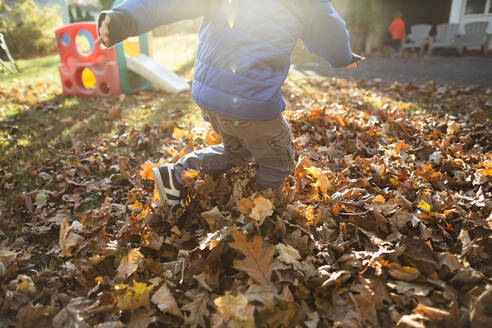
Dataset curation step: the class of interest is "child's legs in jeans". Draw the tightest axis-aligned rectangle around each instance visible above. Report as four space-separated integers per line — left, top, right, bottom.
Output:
174 109 295 190
174 109 254 185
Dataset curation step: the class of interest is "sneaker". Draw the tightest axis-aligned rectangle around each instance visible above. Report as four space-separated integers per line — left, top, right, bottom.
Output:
152 164 184 206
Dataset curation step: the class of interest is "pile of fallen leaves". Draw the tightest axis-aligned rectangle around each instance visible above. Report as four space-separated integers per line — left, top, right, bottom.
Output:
0 78 491 328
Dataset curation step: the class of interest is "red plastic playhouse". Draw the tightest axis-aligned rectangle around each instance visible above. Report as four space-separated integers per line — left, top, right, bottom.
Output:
55 22 121 97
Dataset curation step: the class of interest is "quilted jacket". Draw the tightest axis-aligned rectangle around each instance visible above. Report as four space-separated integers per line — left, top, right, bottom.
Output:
99 0 354 120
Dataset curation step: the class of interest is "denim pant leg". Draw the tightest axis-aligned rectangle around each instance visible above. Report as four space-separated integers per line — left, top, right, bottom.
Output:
173 109 253 185
240 115 295 190
214 113 295 190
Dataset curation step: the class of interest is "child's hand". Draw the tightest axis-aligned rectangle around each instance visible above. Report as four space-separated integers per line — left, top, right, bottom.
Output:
347 54 366 69
95 15 111 47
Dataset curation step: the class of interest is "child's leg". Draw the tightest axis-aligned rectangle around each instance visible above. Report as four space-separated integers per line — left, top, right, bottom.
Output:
173 109 254 185
198 111 295 190
238 114 295 190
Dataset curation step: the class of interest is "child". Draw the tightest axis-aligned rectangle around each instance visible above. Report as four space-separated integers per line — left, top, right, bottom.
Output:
389 11 405 54
97 0 363 206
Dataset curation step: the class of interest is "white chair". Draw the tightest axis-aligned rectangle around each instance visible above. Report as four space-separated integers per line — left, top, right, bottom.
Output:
401 24 433 55
455 21 490 56
428 23 460 55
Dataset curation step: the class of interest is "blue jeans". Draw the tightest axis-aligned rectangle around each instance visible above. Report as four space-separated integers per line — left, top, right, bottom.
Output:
174 108 295 190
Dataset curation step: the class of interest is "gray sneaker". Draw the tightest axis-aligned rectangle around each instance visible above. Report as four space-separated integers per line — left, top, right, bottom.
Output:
152 164 184 206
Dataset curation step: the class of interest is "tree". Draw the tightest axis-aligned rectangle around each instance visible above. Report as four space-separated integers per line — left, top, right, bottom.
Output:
0 0 60 58
99 0 115 10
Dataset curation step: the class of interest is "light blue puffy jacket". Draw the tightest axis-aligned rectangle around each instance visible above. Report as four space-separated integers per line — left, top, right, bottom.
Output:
103 0 354 120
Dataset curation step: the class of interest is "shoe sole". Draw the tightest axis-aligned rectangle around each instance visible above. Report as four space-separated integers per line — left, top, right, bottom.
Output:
152 167 181 206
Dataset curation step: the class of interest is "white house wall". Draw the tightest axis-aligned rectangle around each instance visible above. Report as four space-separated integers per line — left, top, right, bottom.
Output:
451 0 492 48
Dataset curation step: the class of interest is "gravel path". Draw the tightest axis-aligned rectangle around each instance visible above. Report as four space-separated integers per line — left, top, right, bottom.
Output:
291 56 492 87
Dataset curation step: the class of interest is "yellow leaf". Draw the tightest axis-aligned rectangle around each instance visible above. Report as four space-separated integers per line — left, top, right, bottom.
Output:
116 280 153 311
336 115 346 127
153 185 160 201
303 206 317 225
139 159 165 180
479 168 492 176
203 128 221 146
139 162 156 180
128 200 143 211
172 128 187 140
181 169 198 183
305 166 331 193
373 195 386 204
417 200 431 213
394 141 409 154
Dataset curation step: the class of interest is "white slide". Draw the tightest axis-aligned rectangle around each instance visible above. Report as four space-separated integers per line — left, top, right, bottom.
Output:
125 54 190 94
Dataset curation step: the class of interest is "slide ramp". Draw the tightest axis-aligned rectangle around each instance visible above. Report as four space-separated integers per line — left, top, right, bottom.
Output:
125 54 190 94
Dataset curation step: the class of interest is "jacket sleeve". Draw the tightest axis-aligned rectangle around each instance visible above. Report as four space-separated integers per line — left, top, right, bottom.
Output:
300 0 354 68
97 0 210 47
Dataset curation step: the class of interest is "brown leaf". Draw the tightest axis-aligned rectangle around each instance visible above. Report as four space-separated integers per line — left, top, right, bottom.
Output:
275 243 301 265
16 303 58 328
151 283 183 318
16 274 36 296
249 196 274 225
128 309 153 328
59 219 85 257
387 263 421 281
229 229 275 286
213 293 255 328
109 108 122 119
116 248 144 281
181 291 210 328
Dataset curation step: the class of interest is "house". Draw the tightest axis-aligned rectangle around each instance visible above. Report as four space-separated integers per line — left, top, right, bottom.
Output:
449 0 492 48
332 0 492 53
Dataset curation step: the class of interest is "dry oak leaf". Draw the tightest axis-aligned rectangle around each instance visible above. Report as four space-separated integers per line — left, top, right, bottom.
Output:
229 229 275 286
213 293 255 328
116 248 144 281
151 283 183 318
275 243 301 265
250 196 274 225
181 291 210 328
237 196 274 225
59 219 85 257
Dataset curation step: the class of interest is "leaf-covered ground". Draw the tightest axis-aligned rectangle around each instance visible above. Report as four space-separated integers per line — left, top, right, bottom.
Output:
1 59 492 327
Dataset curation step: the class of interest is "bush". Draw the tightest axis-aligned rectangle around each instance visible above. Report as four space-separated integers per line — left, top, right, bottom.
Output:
0 0 61 58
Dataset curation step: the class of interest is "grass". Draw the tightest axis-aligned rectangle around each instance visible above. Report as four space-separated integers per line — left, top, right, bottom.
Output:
0 55 59 87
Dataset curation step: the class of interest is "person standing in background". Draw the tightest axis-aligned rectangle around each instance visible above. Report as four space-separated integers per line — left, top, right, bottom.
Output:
389 11 405 55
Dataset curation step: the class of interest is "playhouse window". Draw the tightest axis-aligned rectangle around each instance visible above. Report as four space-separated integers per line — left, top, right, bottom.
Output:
465 0 487 14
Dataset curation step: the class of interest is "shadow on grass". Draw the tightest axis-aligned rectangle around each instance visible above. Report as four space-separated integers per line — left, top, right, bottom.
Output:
0 89 197 184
